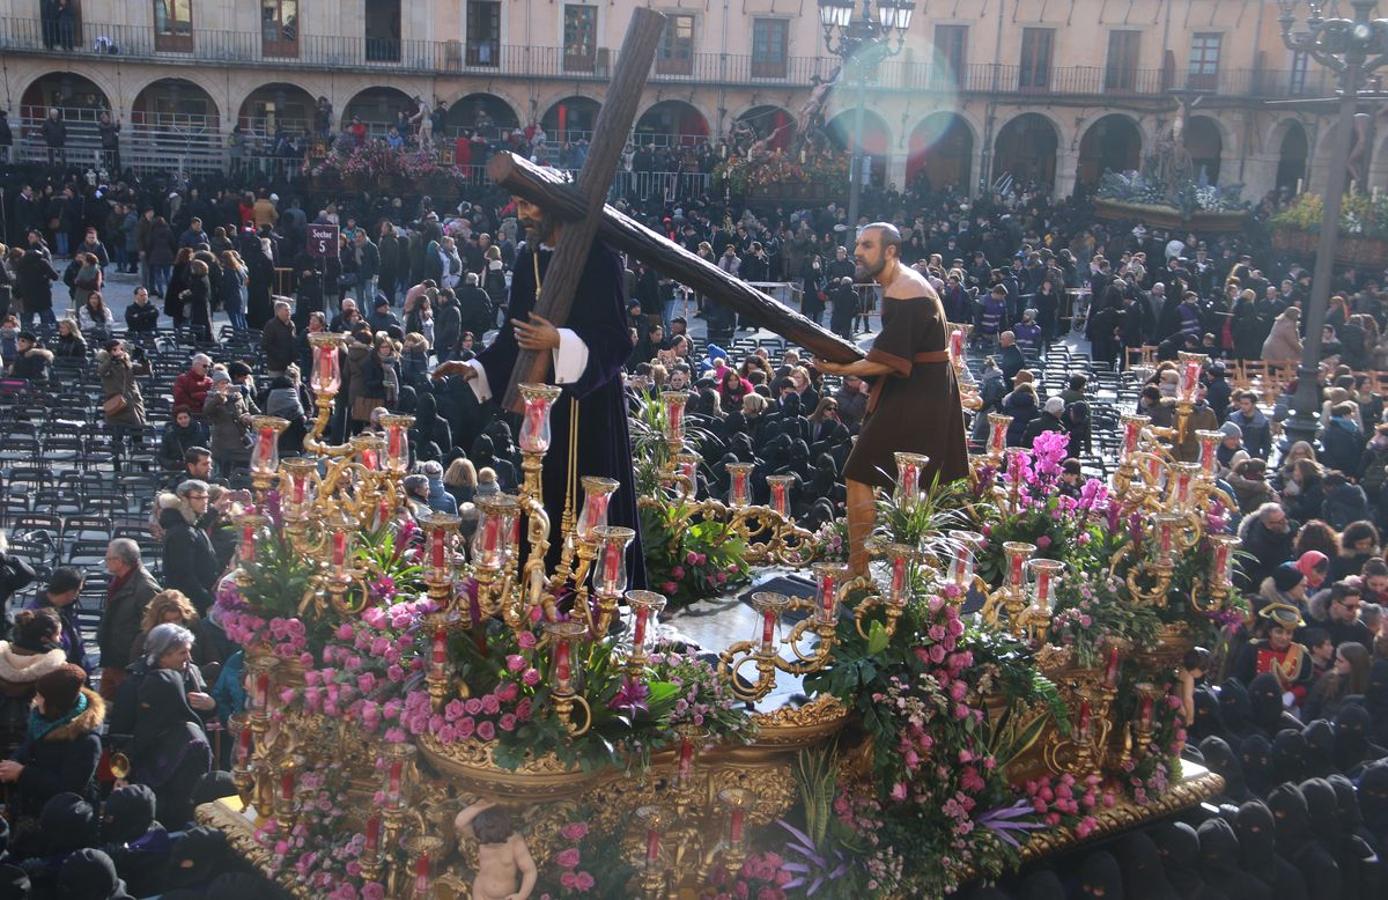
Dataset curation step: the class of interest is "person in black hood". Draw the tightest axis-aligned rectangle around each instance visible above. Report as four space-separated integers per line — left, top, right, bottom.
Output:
1332 703 1380 773
130 669 211 829
1198 817 1271 900
1188 685 1225 744
1301 776 1375 900
9 792 99 895
1240 733 1276 796
58 848 133 900
101 783 170 898
162 825 230 892
1078 850 1124 899
1267 781 1342 895
409 391 452 462
1300 719 1336 778
1219 678 1257 739
0 864 29 899
1150 821 1222 900
1235 800 1308 900
1016 868 1065 900
1113 831 1180 900
1361 760 1388 852
1248 673 1303 737
1198 736 1249 803
1328 773 1383 871
1363 659 1388 747
1270 728 1311 784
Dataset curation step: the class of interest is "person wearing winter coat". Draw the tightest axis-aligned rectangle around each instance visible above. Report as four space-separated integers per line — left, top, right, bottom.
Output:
7 331 53 383
180 259 213 342
0 610 69 760
261 300 297 376
0 664 104 818
141 216 176 299
1227 391 1273 460
24 568 89 672
1262 307 1303 362
126 628 213 828
1322 401 1366 477
97 340 146 431
202 370 257 476
156 484 221 614
157 407 209 472
1023 396 1069 448
172 354 213 418
123 286 159 336
96 541 161 702
14 247 59 329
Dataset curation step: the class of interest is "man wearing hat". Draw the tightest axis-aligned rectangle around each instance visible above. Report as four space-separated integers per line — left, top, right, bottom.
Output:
1232 591 1313 702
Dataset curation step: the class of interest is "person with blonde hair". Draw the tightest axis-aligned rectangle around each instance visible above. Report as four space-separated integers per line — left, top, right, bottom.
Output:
129 589 199 669
444 457 479 506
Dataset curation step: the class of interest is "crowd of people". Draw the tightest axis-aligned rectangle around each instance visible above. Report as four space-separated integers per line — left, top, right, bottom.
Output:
0 125 1385 895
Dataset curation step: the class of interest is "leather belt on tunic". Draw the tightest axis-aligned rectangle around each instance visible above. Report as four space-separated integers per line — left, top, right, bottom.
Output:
867 350 952 414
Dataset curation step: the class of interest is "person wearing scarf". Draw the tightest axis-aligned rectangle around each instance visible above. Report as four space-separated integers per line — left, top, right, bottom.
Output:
0 663 103 817
0 609 67 759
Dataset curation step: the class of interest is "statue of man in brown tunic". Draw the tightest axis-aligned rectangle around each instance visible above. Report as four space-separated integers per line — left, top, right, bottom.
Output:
816 223 969 575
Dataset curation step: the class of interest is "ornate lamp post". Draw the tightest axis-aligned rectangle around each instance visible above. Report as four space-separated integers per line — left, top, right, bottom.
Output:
816 0 915 232
1275 0 1388 445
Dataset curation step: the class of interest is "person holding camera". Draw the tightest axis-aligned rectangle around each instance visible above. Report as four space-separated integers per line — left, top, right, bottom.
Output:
202 368 257 478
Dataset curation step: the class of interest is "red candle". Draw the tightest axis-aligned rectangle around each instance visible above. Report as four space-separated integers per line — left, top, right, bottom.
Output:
950 328 964 362
378 497 392 526
280 771 295 803
431 529 447 570
890 555 907 600
677 736 693 782
770 481 787 514
482 516 500 553
1104 646 1120 688
761 609 776 646
644 828 661 863
256 673 270 711
432 627 446 667
730 807 745 845
364 815 380 853
331 532 347 567
584 493 609 531
555 640 572 683
362 449 378 470
1009 552 1025 586
633 606 648 648
1077 700 1091 735
240 525 256 563
414 853 431 895
387 760 403 804
238 727 252 764
388 426 403 461
1140 696 1154 729
257 428 274 464
603 542 620 587
293 475 306 504
820 571 836 618
523 400 546 451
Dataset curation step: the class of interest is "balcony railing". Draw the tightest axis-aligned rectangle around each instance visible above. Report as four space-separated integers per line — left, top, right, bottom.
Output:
0 17 1343 101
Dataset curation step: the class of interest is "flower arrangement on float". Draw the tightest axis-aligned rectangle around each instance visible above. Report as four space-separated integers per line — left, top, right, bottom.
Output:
198 344 1240 900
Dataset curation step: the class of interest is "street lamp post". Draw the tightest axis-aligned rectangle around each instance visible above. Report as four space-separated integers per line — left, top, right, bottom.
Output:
1276 0 1388 446
816 0 915 233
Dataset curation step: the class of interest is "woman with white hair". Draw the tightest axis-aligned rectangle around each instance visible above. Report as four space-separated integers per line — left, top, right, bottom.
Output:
128 622 213 827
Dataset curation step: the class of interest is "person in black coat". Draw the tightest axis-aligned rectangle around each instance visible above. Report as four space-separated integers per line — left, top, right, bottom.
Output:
0 664 103 818
14 248 59 330
124 286 160 336
129 665 211 829
181 259 213 343
434 287 462 361
155 486 220 614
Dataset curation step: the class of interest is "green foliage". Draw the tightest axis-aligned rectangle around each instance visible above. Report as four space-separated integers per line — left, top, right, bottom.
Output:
1272 191 1388 238
638 499 750 608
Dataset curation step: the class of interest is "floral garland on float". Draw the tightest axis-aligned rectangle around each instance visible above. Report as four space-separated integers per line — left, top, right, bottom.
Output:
198 339 1232 899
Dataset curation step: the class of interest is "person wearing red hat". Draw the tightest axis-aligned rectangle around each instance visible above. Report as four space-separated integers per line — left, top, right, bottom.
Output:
1297 551 1330 592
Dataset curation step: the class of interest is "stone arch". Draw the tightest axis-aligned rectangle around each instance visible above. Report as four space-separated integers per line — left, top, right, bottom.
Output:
445 92 521 137
1275 119 1311 194
635 99 710 147
18 72 111 138
541 96 601 142
993 112 1061 191
1075 113 1143 192
237 82 316 135
733 105 796 151
824 108 892 186
1185 114 1224 184
131 77 220 129
905 112 974 193
342 86 416 131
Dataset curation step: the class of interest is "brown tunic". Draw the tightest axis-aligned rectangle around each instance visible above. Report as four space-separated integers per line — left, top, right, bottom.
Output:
843 294 970 491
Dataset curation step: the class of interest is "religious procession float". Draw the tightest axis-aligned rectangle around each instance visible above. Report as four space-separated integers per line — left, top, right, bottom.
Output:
197 332 1233 899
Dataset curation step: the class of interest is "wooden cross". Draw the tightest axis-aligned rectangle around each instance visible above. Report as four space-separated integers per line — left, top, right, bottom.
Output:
498 7 863 410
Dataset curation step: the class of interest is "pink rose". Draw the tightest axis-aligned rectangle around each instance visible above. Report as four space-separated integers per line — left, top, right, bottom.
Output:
335 623 354 641
560 822 590 841
477 720 496 741
661 582 678 594
481 693 501 715
499 713 517 732
506 654 527 673
356 673 377 694
574 871 595 891
445 699 466 722
495 682 519 702
671 566 686 579
890 782 908 801
456 717 476 739
556 848 581 868
522 668 541 687
561 872 578 890
518 631 537 649
465 698 483 716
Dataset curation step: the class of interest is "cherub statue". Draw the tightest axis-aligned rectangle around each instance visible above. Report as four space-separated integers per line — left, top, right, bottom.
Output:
455 800 537 900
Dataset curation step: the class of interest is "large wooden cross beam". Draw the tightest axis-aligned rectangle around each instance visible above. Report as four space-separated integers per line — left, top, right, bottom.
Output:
501 7 666 410
488 152 866 366
499 6 863 410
